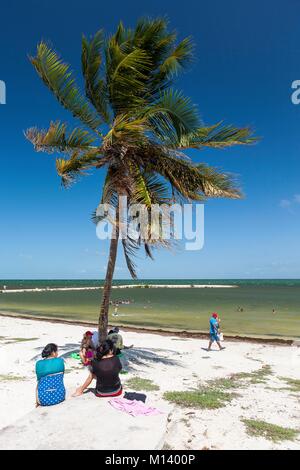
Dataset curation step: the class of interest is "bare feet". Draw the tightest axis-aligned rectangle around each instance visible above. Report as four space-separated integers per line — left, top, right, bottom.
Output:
72 388 83 397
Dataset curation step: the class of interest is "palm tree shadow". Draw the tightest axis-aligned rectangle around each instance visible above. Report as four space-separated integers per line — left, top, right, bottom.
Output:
30 344 182 373
31 343 80 361
121 347 181 372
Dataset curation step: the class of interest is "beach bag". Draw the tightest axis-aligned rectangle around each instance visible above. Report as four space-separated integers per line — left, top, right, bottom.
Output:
219 332 224 341
38 372 65 406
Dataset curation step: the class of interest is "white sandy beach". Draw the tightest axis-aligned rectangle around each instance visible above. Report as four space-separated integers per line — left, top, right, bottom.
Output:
0 315 299 450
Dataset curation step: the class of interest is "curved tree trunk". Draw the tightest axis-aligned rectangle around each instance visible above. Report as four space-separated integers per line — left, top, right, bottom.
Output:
98 210 119 343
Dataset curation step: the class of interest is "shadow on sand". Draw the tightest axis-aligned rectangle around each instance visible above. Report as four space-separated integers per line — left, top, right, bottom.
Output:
31 343 181 372
120 347 181 372
31 343 80 361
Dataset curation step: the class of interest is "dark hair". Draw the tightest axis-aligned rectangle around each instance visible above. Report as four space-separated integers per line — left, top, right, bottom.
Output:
96 339 115 360
108 327 119 335
42 343 58 358
81 333 93 350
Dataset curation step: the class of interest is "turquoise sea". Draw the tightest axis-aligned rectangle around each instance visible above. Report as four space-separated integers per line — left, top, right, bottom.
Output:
0 279 300 339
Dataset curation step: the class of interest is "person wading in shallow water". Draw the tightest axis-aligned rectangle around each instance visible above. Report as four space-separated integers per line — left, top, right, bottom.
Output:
207 312 225 351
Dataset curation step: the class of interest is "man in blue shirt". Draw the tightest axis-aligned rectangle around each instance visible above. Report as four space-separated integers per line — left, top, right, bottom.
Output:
207 312 225 351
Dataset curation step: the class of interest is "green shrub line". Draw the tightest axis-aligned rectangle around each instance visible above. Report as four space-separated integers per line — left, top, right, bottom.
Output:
242 418 299 442
163 365 273 409
125 377 160 391
163 388 235 409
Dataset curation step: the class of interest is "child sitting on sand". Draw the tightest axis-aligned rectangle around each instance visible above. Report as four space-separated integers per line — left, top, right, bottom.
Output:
80 331 95 367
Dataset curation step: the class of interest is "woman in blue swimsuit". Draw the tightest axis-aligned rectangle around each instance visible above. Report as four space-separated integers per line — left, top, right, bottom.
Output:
35 343 66 407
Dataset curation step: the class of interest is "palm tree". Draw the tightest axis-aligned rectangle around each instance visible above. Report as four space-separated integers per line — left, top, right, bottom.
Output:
26 18 256 342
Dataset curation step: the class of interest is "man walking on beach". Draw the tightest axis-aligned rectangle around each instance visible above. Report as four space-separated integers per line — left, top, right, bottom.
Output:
207 312 225 351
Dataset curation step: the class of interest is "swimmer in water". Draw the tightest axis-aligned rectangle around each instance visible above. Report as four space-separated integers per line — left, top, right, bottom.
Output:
112 304 119 317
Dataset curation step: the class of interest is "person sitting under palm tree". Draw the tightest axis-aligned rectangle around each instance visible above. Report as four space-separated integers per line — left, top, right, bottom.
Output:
107 327 133 355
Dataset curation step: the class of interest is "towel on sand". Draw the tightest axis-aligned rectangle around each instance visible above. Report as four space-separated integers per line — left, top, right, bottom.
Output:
124 392 146 403
108 398 163 417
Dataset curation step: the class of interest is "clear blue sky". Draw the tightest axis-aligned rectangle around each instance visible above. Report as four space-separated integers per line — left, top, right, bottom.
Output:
0 0 300 279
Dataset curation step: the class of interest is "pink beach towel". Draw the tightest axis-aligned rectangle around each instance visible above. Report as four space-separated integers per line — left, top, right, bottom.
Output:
108 398 163 417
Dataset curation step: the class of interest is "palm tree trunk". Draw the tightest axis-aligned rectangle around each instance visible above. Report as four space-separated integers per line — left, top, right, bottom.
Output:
98 211 119 343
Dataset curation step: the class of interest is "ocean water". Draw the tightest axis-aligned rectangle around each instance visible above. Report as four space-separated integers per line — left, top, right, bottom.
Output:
0 279 300 339
2 279 300 289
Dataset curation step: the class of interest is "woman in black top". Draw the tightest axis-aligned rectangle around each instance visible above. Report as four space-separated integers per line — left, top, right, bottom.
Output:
73 339 123 398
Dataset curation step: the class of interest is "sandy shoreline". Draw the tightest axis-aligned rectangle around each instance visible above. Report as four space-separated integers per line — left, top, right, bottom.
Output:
0 284 237 294
0 311 296 345
0 314 299 449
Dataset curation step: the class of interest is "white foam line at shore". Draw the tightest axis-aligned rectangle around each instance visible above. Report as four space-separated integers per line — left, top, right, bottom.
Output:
0 284 237 294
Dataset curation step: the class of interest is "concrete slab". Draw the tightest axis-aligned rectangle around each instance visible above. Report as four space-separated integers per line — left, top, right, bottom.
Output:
0 393 172 450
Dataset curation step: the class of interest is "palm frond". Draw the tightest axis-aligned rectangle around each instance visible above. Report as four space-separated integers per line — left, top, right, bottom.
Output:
159 37 194 78
131 165 170 206
30 42 102 130
25 121 96 154
93 164 133 225
132 19 194 101
56 149 106 187
179 122 257 149
144 89 200 143
100 167 120 207
105 114 148 145
92 168 119 225
121 236 139 279
81 31 111 123
105 40 152 112
143 148 242 200
114 21 128 45
144 243 154 259
195 163 242 198
134 17 167 46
